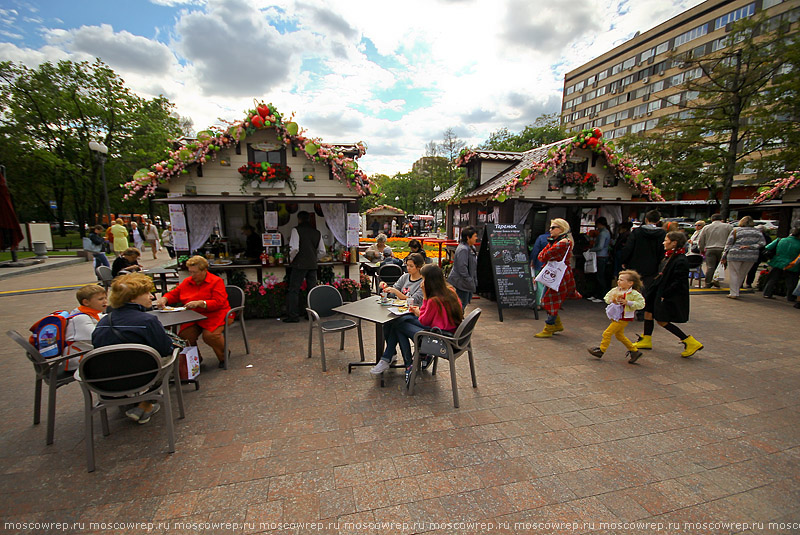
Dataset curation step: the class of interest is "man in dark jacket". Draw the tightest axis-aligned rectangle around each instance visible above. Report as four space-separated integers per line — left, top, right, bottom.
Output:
284 211 325 323
621 210 666 292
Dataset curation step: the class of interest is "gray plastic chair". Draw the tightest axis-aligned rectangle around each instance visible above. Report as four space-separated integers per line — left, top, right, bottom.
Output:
306 285 364 372
408 308 481 408
96 265 113 290
222 285 250 370
7 330 90 445
75 344 184 472
375 263 403 293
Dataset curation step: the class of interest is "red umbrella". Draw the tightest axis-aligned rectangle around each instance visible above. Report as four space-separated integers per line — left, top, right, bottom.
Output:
0 167 24 252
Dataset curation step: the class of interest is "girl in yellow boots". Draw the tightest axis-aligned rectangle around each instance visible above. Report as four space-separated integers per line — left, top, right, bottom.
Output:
587 270 646 363
534 219 582 338
633 231 703 358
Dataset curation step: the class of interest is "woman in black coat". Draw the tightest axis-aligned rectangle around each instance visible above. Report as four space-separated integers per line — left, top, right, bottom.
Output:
633 231 703 359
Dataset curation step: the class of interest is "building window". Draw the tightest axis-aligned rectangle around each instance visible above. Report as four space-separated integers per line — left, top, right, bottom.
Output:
651 80 664 93
598 70 608 81
622 57 636 70
607 96 618 108
763 0 783 8
564 100 572 110
585 90 596 101
671 72 685 86
655 41 670 55
640 48 654 62
596 85 607 97
647 100 662 113
605 130 616 140
686 90 699 101
587 75 596 85
575 80 585 92
574 95 583 105
634 104 647 117
622 74 635 86
631 121 646 134
714 3 755 30
612 62 623 75
566 85 575 96
674 24 708 47
645 118 659 130
247 144 285 166
617 109 629 120
666 94 681 106
605 113 616 124
711 37 728 52
614 127 628 137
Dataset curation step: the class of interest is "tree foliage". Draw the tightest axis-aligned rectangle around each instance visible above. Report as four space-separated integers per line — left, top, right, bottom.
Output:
478 113 567 152
0 59 181 233
616 14 799 217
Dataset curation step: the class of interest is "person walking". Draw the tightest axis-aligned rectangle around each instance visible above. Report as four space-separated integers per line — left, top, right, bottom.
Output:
529 230 550 307
130 221 145 251
744 225 771 288
283 211 325 323
587 269 646 363
161 224 175 259
109 218 129 256
143 220 159 260
587 217 611 302
633 231 703 357
448 226 478 310
762 226 800 302
621 210 666 319
698 214 733 288
534 218 582 338
612 221 633 281
721 216 765 299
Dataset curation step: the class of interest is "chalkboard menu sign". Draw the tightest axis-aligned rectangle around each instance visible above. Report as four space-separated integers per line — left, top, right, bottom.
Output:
483 224 537 321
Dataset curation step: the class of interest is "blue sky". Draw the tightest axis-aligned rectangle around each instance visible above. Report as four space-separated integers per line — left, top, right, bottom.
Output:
0 0 702 175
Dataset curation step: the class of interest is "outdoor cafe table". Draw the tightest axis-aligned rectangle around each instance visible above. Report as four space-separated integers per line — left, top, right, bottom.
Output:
148 308 206 390
333 296 404 385
142 267 178 294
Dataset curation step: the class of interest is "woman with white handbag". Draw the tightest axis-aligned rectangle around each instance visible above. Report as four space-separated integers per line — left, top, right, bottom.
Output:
534 218 582 338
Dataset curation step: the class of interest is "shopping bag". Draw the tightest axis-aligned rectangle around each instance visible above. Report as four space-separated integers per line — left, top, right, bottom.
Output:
179 346 200 381
712 263 725 283
583 251 598 273
605 303 623 321
534 246 571 291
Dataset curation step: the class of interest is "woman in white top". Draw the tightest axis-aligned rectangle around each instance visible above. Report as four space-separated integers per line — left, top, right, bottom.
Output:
144 220 159 259
130 221 144 251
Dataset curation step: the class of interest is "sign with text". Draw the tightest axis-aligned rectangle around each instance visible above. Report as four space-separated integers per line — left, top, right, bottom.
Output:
483 224 536 321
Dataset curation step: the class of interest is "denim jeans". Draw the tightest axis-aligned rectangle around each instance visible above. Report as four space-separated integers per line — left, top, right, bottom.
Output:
455 288 472 310
93 252 110 269
381 314 425 367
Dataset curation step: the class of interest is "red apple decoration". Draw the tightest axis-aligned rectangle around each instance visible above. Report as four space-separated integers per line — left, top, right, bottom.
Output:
257 104 270 118
251 115 265 128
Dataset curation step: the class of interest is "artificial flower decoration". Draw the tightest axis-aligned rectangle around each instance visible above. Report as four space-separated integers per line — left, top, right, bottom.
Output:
237 162 295 193
124 100 373 199
560 171 599 197
483 128 663 203
753 171 799 204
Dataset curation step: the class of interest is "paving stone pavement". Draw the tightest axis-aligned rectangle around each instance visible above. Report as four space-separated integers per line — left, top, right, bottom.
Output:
0 262 798 535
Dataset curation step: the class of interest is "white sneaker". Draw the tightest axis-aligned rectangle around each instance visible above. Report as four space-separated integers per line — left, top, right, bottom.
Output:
370 360 391 374
588 297 603 303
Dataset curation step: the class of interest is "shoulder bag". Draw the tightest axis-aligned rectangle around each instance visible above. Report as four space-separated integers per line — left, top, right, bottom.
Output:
534 244 571 291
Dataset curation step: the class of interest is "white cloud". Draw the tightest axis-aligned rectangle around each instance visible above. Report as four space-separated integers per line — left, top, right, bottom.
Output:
43 24 176 74
0 0 706 176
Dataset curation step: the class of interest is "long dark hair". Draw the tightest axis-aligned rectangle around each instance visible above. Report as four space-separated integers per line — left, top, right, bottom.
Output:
420 264 463 327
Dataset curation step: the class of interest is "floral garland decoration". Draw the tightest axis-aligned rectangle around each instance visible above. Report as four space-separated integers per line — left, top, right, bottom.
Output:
753 172 799 204
477 128 664 203
124 100 373 199
237 161 295 193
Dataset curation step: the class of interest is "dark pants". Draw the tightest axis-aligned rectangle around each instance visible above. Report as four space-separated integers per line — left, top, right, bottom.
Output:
763 267 799 301
286 268 318 320
93 252 110 269
591 256 609 298
455 288 472 311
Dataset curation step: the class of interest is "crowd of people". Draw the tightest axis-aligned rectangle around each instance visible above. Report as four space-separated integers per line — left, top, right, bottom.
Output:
531 210 800 364
82 218 176 274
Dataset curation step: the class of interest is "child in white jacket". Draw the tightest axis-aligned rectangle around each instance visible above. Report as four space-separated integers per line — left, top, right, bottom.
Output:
64 285 107 370
587 270 645 363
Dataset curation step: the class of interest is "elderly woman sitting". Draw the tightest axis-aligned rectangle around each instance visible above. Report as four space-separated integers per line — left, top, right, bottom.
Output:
111 247 143 277
364 234 391 262
92 272 175 424
156 256 231 368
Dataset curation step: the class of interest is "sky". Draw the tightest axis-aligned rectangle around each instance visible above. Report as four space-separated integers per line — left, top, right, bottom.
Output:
0 0 704 176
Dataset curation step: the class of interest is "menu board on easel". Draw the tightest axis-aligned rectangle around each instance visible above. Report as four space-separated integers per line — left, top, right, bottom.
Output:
483 223 536 322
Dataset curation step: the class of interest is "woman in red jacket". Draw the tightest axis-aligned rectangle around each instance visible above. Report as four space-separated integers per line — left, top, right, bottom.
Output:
535 218 582 338
156 256 231 368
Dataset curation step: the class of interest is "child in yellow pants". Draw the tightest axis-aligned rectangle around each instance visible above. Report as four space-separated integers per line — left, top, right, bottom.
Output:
588 270 645 363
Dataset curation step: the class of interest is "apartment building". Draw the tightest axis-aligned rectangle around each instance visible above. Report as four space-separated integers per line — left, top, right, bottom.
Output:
560 0 798 144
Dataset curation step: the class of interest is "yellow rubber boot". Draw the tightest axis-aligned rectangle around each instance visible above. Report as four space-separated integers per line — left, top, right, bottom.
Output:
552 315 564 333
534 323 557 338
680 336 703 357
633 335 652 350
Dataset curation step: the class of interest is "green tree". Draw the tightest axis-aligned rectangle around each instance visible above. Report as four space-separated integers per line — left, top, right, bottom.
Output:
0 59 181 233
617 15 798 217
479 113 567 152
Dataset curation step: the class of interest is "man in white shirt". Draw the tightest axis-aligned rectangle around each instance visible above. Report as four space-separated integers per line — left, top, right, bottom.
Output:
284 211 326 323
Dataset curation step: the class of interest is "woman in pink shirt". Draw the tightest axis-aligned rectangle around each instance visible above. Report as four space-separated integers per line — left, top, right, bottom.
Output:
370 264 463 380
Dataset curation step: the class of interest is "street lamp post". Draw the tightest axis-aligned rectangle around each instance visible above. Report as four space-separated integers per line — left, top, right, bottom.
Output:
433 185 441 235
89 141 111 226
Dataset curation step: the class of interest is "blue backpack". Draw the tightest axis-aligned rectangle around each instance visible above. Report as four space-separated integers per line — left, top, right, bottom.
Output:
29 311 83 358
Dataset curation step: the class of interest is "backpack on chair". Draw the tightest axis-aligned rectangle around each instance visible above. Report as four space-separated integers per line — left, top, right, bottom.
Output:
29 310 86 362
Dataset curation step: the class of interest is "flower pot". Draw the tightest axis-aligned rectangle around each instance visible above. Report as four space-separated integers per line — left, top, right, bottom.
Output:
339 289 358 302
561 185 577 195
